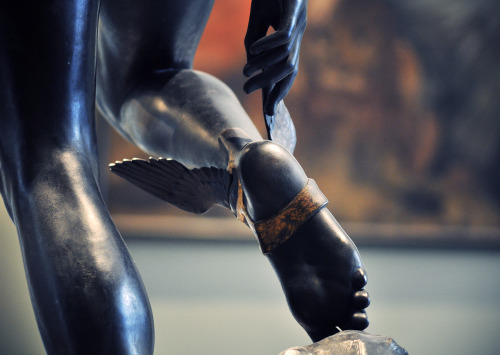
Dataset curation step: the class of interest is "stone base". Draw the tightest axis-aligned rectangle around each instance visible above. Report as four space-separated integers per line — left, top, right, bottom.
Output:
279 330 408 355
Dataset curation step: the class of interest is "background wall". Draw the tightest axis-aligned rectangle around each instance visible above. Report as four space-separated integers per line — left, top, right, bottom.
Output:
107 0 500 229
1 203 499 355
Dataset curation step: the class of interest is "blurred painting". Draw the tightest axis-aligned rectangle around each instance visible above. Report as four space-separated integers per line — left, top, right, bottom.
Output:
101 0 500 247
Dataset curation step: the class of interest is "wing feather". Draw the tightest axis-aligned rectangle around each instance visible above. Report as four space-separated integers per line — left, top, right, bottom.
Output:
110 158 232 214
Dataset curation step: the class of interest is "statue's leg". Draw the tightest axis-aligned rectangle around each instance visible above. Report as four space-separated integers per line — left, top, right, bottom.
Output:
97 0 262 169
97 0 368 342
0 2 154 354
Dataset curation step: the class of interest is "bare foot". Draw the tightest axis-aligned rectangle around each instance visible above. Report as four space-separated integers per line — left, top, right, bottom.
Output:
237 141 369 342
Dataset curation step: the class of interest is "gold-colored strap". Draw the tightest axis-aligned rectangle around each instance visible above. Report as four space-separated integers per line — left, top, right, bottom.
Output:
249 179 328 254
235 178 246 223
219 128 253 223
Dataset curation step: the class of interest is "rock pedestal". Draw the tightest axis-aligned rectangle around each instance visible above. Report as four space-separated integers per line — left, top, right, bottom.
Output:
279 331 408 355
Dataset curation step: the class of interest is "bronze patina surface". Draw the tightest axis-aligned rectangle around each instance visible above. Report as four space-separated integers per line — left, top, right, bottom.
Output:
252 179 328 253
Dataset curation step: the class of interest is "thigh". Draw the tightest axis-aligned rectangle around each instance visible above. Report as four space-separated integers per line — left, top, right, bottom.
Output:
0 0 100 154
97 0 215 119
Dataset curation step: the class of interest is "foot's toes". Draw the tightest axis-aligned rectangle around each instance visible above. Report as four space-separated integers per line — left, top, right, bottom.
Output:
353 289 370 309
346 310 369 331
352 267 368 289
346 271 370 332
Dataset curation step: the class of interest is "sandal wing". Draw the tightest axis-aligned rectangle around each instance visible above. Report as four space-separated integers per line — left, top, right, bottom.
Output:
110 158 231 214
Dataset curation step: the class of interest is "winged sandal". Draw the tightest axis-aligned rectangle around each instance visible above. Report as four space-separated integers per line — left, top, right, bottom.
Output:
110 100 370 340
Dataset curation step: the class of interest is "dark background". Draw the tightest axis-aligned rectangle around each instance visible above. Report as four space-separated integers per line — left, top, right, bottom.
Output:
102 0 500 245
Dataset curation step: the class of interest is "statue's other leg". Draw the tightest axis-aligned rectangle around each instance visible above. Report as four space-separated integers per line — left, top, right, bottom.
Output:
97 0 262 169
97 0 368 342
0 2 154 354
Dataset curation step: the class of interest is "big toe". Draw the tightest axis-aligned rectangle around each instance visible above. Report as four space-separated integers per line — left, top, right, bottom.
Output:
353 267 368 289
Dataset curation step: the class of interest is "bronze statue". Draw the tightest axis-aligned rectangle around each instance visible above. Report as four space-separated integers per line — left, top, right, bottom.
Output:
0 0 369 353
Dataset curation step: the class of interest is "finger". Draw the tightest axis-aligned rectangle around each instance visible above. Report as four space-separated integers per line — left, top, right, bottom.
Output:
244 3 271 58
250 31 292 55
243 59 293 94
263 28 304 114
250 6 306 55
244 43 291 77
265 70 297 116
261 84 273 117
243 44 299 94
245 13 305 77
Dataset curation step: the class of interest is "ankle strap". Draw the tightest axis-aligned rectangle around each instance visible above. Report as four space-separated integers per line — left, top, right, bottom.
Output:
248 179 328 254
